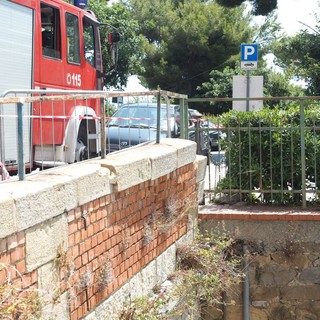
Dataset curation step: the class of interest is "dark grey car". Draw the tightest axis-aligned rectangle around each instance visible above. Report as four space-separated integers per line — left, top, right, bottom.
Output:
106 103 181 153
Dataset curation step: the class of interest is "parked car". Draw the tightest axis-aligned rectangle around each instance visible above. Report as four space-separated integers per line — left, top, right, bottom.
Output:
106 103 183 153
202 120 226 151
188 108 225 152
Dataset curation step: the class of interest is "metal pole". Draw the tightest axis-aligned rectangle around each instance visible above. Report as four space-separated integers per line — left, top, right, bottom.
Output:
243 244 250 320
300 100 306 208
156 93 161 144
180 98 187 139
100 98 106 159
246 70 250 112
17 102 25 181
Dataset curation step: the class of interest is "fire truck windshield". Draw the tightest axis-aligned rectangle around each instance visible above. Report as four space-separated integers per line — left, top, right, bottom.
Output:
83 19 95 67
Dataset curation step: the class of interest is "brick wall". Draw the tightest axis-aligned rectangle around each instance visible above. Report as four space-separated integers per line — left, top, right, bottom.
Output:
67 165 195 319
0 139 206 320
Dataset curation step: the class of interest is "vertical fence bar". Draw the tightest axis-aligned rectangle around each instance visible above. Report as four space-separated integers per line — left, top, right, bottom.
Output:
300 100 307 208
248 119 252 197
259 119 263 200
156 92 161 144
17 102 25 181
269 115 273 203
280 117 284 203
290 119 294 201
180 98 188 140
312 117 317 200
100 97 106 159
238 120 242 201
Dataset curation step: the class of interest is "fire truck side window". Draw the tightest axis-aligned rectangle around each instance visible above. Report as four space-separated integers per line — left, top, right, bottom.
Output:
66 13 80 64
83 19 95 67
41 3 61 59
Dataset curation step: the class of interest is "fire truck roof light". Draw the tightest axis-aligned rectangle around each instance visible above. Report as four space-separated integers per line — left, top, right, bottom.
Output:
74 0 87 10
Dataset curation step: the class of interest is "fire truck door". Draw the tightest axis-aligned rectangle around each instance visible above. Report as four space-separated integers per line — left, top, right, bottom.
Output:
0 0 33 168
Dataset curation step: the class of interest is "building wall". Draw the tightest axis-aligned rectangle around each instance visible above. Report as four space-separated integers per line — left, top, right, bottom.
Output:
0 139 207 320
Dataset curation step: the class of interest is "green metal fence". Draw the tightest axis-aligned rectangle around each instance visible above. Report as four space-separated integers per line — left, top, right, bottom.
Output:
188 96 320 208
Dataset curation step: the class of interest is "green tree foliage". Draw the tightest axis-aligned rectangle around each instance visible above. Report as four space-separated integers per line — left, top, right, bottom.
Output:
216 0 278 16
126 0 254 96
272 30 320 95
197 61 303 114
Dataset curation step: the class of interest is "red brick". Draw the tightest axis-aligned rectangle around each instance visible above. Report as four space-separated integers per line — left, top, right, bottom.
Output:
93 199 100 211
91 234 98 248
31 270 37 285
82 252 89 265
81 228 88 240
70 310 78 320
0 253 11 265
16 231 25 246
88 249 95 262
69 233 75 247
75 208 82 220
74 256 82 270
93 221 101 234
74 230 82 245
23 272 34 288
0 238 6 254
15 259 26 274
68 222 78 235
7 234 17 250
0 268 8 284
87 201 94 213
79 241 86 254
10 246 25 264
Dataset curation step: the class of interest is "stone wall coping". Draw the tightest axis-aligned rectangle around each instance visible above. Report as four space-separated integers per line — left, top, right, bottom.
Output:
199 203 320 221
0 139 198 238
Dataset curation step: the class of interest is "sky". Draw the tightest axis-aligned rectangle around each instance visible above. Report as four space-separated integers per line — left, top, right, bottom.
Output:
276 0 319 35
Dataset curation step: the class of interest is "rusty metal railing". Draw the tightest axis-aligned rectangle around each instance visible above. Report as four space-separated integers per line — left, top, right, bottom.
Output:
0 89 188 181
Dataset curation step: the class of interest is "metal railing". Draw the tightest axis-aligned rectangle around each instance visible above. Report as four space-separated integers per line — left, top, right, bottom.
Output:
3 89 319 208
0 89 188 181
188 96 320 208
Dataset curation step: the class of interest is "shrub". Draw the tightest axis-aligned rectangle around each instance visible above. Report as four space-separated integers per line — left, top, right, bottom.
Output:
216 104 320 205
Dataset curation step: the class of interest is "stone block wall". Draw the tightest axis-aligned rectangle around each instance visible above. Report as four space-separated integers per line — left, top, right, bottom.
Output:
199 210 320 320
0 139 206 320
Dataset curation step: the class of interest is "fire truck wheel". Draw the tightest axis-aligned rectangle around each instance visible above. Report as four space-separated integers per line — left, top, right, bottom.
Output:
76 139 88 162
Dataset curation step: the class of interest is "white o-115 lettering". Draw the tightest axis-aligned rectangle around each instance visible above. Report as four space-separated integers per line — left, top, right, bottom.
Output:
66 73 81 87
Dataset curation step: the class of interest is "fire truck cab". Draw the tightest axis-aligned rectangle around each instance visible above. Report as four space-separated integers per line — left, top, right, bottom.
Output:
0 0 115 171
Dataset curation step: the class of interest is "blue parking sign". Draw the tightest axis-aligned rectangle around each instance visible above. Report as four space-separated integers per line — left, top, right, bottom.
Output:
241 44 258 70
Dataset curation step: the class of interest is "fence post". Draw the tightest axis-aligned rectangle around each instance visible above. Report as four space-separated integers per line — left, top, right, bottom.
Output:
300 100 306 208
100 98 106 159
180 98 188 139
17 102 25 181
156 92 161 144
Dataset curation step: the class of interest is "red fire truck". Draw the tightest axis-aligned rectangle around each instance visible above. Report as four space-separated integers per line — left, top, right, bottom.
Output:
0 0 119 172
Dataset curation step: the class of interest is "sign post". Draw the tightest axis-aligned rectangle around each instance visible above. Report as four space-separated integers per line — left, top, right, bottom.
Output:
240 44 258 111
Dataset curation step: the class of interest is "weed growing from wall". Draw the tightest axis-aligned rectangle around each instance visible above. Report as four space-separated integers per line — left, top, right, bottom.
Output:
143 221 154 246
0 263 42 319
119 228 244 319
120 223 131 252
157 195 196 234
95 254 114 292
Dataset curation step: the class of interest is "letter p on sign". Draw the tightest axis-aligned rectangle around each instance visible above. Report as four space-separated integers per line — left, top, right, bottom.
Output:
244 46 255 59
241 44 258 62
